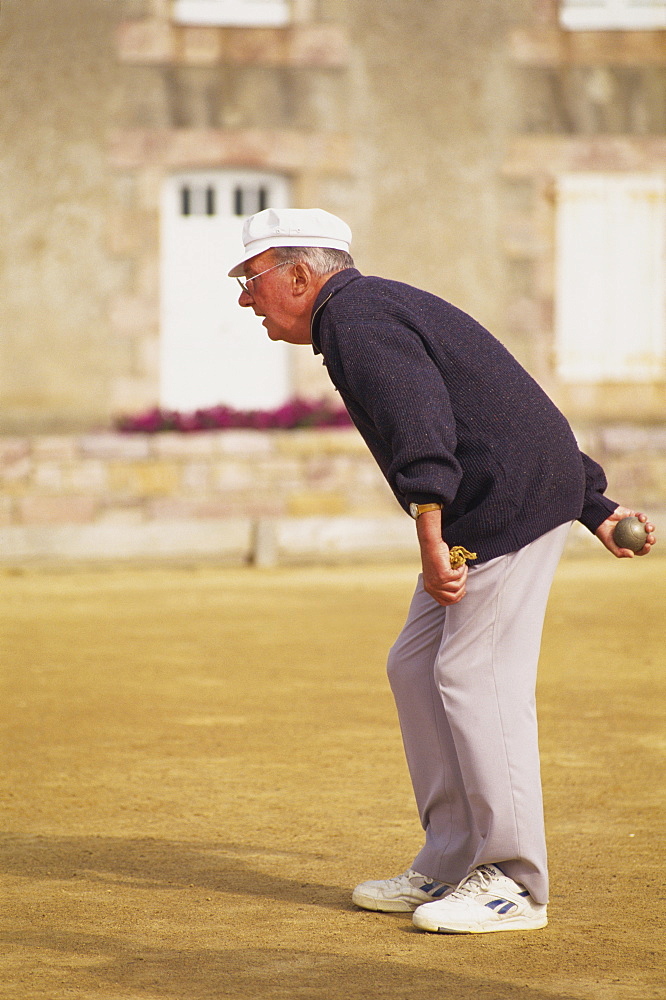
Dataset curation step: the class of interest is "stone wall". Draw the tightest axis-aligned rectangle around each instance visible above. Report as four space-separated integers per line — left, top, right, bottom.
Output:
1 426 664 564
0 427 397 523
0 428 411 564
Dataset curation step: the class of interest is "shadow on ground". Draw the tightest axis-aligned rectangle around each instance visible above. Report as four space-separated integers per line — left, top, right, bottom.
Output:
2 930 581 1000
2 832 584 1000
0 832 347 910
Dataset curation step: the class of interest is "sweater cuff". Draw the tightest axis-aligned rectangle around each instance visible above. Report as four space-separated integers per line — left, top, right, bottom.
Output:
579 494 618 535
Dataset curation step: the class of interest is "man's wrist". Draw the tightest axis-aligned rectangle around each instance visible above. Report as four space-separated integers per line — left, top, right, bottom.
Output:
409 502 443 520
415 506 447 552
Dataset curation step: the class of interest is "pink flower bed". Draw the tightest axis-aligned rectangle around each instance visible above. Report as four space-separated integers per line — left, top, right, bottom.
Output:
116 399 353 433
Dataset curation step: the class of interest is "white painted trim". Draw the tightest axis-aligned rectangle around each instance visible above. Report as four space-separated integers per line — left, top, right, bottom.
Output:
560 0 666 31
173 0 290 27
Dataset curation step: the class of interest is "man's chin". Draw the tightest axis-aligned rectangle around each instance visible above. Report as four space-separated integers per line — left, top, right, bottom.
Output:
264 321 287 342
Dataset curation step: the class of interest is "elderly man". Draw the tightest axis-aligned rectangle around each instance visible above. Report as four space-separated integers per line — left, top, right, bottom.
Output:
228 208 655 934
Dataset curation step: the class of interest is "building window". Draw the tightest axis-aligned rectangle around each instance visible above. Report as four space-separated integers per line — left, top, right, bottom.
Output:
233 184 268 216
559 0 666 31
180 184 216 216
554 173 666 382
172 0 290 27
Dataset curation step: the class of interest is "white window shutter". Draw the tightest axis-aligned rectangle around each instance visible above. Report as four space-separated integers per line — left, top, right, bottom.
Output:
559 0 666 31
555 174 666 382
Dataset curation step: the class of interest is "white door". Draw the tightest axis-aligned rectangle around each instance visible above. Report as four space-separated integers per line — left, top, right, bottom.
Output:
160 171 291 411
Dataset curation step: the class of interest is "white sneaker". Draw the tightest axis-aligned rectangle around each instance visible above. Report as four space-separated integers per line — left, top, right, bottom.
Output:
412 864 547 934
352 869 452 912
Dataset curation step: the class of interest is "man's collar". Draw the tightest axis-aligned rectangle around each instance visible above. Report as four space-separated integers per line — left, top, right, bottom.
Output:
310 268 363 354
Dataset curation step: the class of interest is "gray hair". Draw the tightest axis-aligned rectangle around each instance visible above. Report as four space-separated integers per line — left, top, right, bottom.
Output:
271 245 355 276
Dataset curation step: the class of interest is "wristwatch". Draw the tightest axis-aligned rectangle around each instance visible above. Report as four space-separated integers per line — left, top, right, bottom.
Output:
409 502 443 519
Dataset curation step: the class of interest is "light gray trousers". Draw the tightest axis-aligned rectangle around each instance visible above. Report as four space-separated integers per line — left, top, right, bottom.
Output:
386 522 571 904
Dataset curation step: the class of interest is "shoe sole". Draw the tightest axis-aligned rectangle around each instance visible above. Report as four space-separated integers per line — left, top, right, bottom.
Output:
412 912 548 934
351 890 418 913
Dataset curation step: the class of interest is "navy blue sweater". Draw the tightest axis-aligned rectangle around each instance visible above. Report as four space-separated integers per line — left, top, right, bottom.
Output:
311 269 617 563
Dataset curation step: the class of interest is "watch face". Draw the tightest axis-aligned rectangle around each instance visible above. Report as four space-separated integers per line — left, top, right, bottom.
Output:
409 503 419 519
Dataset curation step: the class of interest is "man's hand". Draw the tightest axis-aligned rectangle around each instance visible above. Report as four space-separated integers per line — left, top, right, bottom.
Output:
416 508 468 606
595 506 656 558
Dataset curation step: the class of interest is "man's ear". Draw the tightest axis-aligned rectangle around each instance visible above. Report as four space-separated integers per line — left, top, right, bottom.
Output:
290 262 311 297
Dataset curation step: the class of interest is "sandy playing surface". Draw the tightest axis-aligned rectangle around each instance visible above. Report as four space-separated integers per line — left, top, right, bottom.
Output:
1 556 664 999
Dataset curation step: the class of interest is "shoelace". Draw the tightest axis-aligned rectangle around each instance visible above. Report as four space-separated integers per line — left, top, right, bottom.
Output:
447 865 499 901
380 871 416 887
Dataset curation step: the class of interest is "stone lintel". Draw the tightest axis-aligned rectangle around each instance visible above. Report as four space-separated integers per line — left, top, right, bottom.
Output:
504 136 666 179
116 17 175 62
116 19 350 68
109 128 351 173
509 27 666 66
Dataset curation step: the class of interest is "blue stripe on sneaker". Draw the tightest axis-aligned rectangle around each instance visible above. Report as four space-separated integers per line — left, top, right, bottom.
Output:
485 898 518 914
429 884 448 898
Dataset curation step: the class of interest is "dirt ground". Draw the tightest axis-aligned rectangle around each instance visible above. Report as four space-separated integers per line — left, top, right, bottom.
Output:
1 554 664 1000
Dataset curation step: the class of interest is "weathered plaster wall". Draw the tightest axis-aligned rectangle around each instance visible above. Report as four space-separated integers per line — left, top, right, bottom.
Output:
0 0 540 433
0 0 127 432
343 0 534 342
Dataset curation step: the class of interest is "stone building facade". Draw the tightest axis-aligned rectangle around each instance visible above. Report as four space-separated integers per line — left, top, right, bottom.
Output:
3 0 662 432
0 0 664 561
504 0 666 425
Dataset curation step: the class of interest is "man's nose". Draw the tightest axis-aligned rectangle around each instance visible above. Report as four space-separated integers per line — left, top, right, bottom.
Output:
238 287 253 307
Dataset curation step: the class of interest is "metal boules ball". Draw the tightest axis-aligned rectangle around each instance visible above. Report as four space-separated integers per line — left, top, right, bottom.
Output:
613 516 648 552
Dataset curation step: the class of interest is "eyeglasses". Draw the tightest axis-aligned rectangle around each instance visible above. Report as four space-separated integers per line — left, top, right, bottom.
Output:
235 260 294 294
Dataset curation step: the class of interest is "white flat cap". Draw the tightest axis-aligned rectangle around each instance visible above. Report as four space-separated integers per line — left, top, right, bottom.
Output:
228 207 352 277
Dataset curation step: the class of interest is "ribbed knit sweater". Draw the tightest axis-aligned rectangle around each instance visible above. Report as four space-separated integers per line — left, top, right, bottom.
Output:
311 269 617 563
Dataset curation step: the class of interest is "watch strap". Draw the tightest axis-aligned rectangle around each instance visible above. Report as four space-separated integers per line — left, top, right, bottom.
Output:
411 502 443 519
